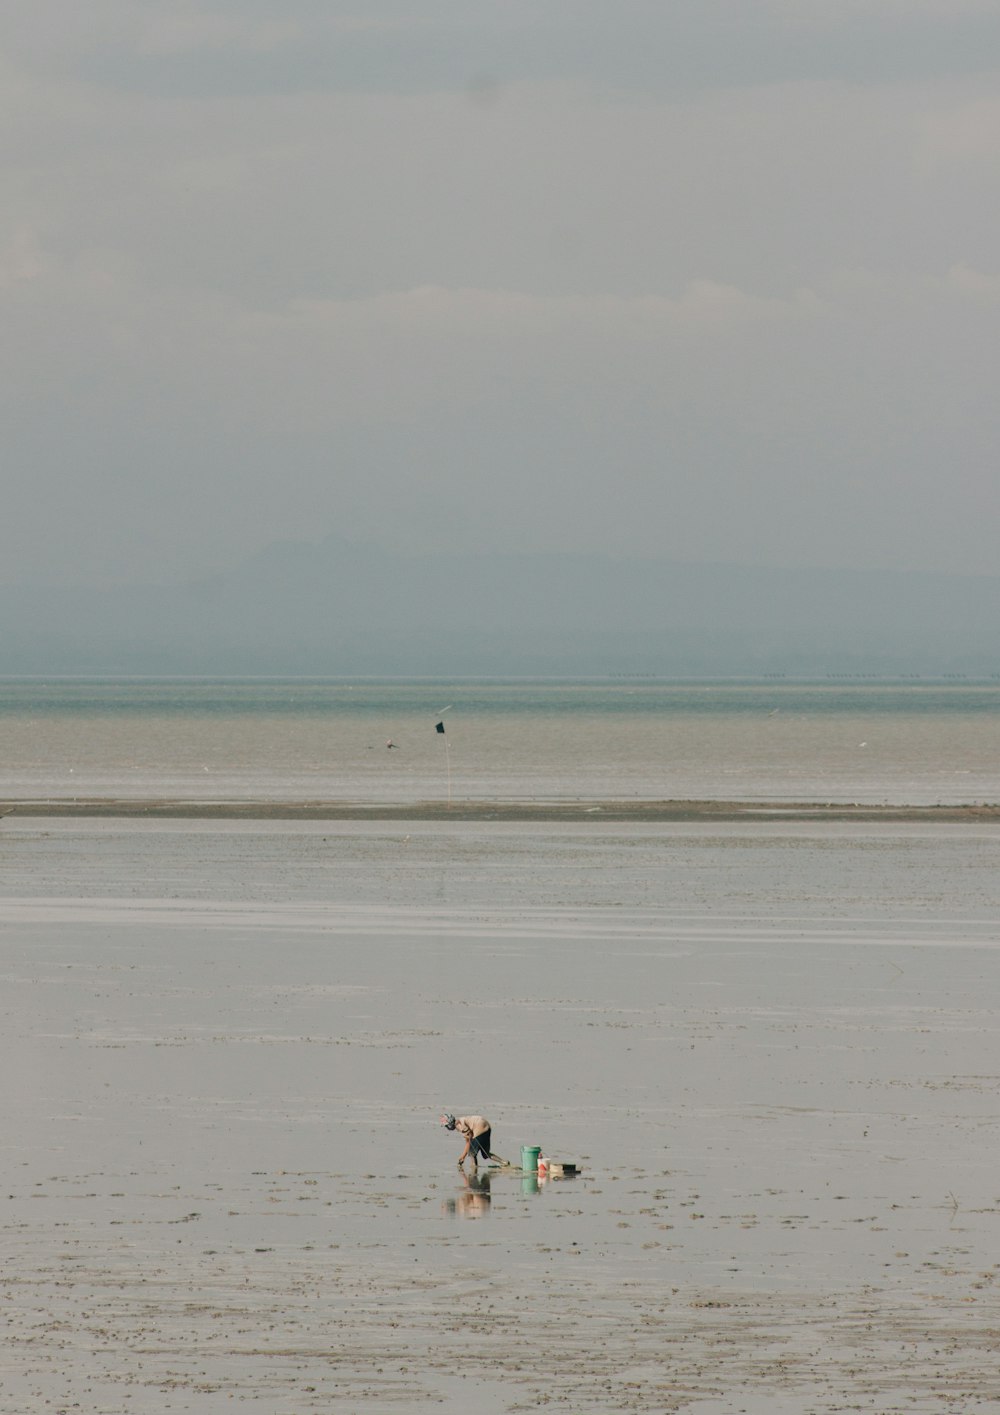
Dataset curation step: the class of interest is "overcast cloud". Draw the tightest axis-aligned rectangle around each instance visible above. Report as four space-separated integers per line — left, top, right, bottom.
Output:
3 0 999 585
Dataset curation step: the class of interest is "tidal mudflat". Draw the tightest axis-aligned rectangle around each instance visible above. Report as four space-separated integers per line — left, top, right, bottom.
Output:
3 817 1000 1412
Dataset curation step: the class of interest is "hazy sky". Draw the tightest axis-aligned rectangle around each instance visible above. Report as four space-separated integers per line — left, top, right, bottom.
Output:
4 0 999 585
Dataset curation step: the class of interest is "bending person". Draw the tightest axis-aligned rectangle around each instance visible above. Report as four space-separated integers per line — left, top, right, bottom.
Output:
441 1113 499 1169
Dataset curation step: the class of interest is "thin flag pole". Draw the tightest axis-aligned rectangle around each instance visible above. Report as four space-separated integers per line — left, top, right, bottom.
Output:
435 709 452 808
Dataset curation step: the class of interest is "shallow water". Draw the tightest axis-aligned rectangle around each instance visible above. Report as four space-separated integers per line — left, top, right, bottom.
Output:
2 677 999 804
3 818 1000 1411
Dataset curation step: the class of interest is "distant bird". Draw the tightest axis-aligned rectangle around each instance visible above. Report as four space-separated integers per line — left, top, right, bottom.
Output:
386 739 398 749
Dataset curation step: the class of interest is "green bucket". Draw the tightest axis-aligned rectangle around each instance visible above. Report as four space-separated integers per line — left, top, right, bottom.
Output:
521 1145 541 1173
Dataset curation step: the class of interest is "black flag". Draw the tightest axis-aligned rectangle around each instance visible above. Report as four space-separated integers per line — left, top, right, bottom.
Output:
435 721 445 733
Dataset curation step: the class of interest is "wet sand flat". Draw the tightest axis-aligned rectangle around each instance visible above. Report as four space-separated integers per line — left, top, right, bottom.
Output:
3 818 1000 1412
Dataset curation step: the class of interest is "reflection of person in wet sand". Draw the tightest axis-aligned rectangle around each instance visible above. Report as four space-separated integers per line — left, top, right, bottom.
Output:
440 1113 499 1170
444 1171 492 1219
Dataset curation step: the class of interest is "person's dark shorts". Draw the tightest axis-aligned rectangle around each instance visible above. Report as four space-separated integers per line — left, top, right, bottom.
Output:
470 1130 492 1162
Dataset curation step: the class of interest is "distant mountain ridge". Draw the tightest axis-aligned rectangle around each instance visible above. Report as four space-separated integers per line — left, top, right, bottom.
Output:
1 537 998 676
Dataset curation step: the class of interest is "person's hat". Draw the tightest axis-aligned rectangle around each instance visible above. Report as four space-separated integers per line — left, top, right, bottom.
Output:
441 1113 456 1129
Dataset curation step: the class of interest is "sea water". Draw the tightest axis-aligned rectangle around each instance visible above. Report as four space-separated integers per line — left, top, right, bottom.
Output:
1 676 998 805
3 678 1000 1412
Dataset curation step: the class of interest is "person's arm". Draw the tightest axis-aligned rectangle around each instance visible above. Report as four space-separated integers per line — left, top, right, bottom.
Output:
456 1121 472 1165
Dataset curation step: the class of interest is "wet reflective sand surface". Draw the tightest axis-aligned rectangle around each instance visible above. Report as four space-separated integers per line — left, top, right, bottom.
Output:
3 818 1000 1412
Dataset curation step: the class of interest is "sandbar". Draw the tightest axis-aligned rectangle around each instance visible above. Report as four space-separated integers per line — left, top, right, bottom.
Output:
3 796 999 822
